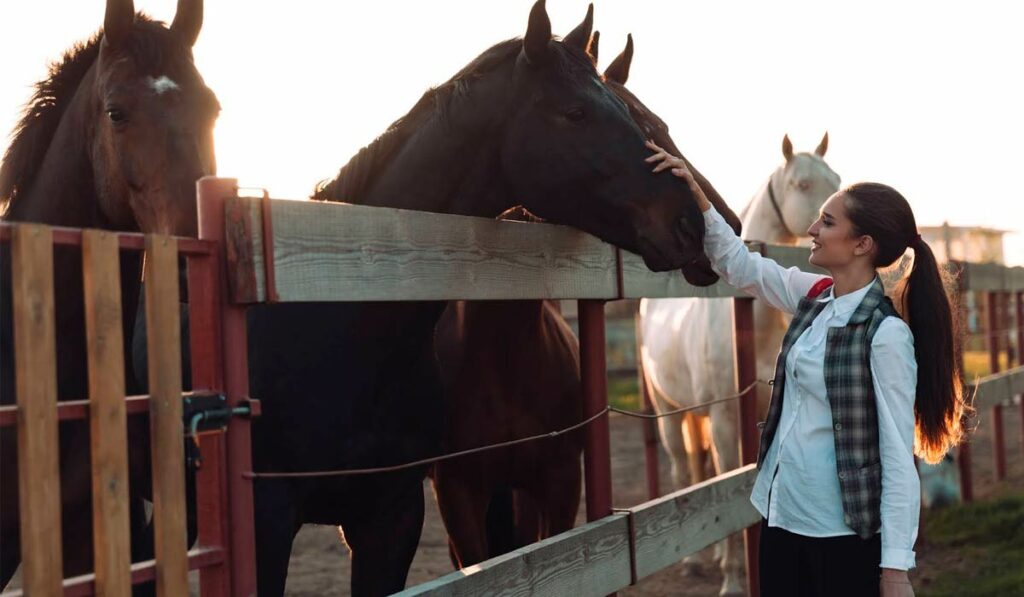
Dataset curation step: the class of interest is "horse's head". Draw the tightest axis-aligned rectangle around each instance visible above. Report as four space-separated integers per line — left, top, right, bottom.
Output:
598 34 744 286
92 0 219 236
500 1 706 272
771 133 840 240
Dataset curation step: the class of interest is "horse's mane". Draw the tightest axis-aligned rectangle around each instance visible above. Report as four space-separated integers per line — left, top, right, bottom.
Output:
0 14 171 215
313 38 596 204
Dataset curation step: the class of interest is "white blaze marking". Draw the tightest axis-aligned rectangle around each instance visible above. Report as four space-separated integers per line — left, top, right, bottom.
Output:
149 76 180 94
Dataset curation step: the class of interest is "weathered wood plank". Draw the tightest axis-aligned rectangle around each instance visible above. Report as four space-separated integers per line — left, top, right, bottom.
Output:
629 465 759 580
225 196 1017 301
224 196 264 303
760 243 827 274
143 235 188 597
259 198 620 302
1005 266 1024 292
11 224 63 596
620 242 823 299
959 261 1006 291
619 250 744 299
971 366 1024 410
82 229 132 596
396 514 632 596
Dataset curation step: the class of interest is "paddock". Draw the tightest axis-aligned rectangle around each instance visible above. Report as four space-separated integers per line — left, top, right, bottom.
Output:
1 177 1021 596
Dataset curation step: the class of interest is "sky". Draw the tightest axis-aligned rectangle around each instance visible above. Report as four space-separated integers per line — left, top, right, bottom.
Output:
1 0 1021 264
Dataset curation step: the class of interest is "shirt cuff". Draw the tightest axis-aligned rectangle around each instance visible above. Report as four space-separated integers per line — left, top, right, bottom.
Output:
702 205 724 231
880 547 916 571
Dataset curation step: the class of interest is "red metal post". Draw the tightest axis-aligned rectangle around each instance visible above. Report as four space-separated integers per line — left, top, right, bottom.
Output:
956 273 973 502
197 177 258 596
635 315 660 500
733 297 760 597
188 242 231 595
579 300 613 522
1017 291 1024 459
987 292 1005 481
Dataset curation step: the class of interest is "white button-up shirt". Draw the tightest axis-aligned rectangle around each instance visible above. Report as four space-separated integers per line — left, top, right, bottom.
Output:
702 206 920 570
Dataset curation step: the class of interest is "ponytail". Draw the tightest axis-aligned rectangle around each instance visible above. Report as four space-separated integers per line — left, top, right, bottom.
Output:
894 236 971 463
843 183 971 464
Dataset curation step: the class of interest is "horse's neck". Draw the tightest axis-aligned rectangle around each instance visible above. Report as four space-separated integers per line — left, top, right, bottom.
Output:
357 69 515 218
740 172 799 245
5 66 110 230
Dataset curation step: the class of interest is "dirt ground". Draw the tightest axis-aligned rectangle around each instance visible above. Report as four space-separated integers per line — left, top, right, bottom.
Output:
278 403 1024 596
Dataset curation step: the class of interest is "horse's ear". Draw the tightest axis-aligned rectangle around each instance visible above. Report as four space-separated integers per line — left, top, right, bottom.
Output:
104 0 135 51
815 131 829 157
782 134 794 162
523 0 552 66
588 31 600 66
172 0 204 47
604 34 634 85
564 3 594 52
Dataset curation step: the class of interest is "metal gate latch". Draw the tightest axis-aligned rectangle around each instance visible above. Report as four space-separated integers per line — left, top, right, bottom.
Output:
183 392 257 469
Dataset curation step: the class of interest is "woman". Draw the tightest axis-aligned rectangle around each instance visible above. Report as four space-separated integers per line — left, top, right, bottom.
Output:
645 141 968 597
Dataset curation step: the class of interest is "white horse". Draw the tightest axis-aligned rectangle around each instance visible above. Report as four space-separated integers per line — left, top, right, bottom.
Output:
638 133 839 597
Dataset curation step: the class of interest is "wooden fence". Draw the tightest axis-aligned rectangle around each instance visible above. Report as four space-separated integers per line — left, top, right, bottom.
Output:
3 176 1020 595
218 181 1023 596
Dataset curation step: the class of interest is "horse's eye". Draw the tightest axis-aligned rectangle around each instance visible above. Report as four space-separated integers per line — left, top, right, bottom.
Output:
565 108 586 123
106 108 128 125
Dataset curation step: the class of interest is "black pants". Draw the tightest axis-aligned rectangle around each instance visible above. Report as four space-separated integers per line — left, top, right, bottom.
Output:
759 518 881 597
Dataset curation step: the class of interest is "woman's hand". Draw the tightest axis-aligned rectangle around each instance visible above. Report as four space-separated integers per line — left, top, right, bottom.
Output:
644 140 712 212
880 569 914 597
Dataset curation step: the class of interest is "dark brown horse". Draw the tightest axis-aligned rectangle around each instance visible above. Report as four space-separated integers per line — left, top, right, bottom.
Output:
430 31 743 568
0 0 218 586
432 210 584 568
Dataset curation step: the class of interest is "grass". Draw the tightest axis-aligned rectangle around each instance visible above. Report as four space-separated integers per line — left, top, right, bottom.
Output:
962 350 1012 379
914 492 1024 597
608 376 640 411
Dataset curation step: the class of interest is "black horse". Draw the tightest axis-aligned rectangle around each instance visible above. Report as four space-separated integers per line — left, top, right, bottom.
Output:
134 1 710 594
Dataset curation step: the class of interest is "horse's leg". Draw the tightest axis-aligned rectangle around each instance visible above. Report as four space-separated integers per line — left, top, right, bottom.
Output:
535 451 582 540
59 421 97 578
648 375 688 490
432 466 489 568
344 479 424 596
0 430 20 588
513 490 541 547
253 482 301 597
680 412 711 576
709 401 745 597
681 412 708 486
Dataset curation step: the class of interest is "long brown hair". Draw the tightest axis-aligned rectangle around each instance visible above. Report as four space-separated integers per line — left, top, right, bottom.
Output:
843 182 971 464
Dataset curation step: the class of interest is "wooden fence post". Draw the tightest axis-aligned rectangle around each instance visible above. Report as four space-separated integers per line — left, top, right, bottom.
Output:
145 234 189 596
12 224 63 596
83 229 132 595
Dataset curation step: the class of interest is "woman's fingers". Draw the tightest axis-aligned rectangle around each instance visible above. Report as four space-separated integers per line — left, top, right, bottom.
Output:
645 152 667 163
652 158 677 173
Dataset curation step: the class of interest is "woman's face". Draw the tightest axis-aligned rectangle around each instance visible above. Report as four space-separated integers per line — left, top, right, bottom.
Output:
807 192 874 268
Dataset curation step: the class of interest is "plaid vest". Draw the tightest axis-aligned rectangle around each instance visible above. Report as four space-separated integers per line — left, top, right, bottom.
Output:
757 276 899 539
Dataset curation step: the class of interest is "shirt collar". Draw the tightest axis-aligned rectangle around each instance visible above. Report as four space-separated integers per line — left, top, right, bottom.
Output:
817 277 877 317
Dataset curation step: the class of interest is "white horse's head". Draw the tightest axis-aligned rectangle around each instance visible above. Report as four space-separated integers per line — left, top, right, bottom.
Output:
767 133 841 241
